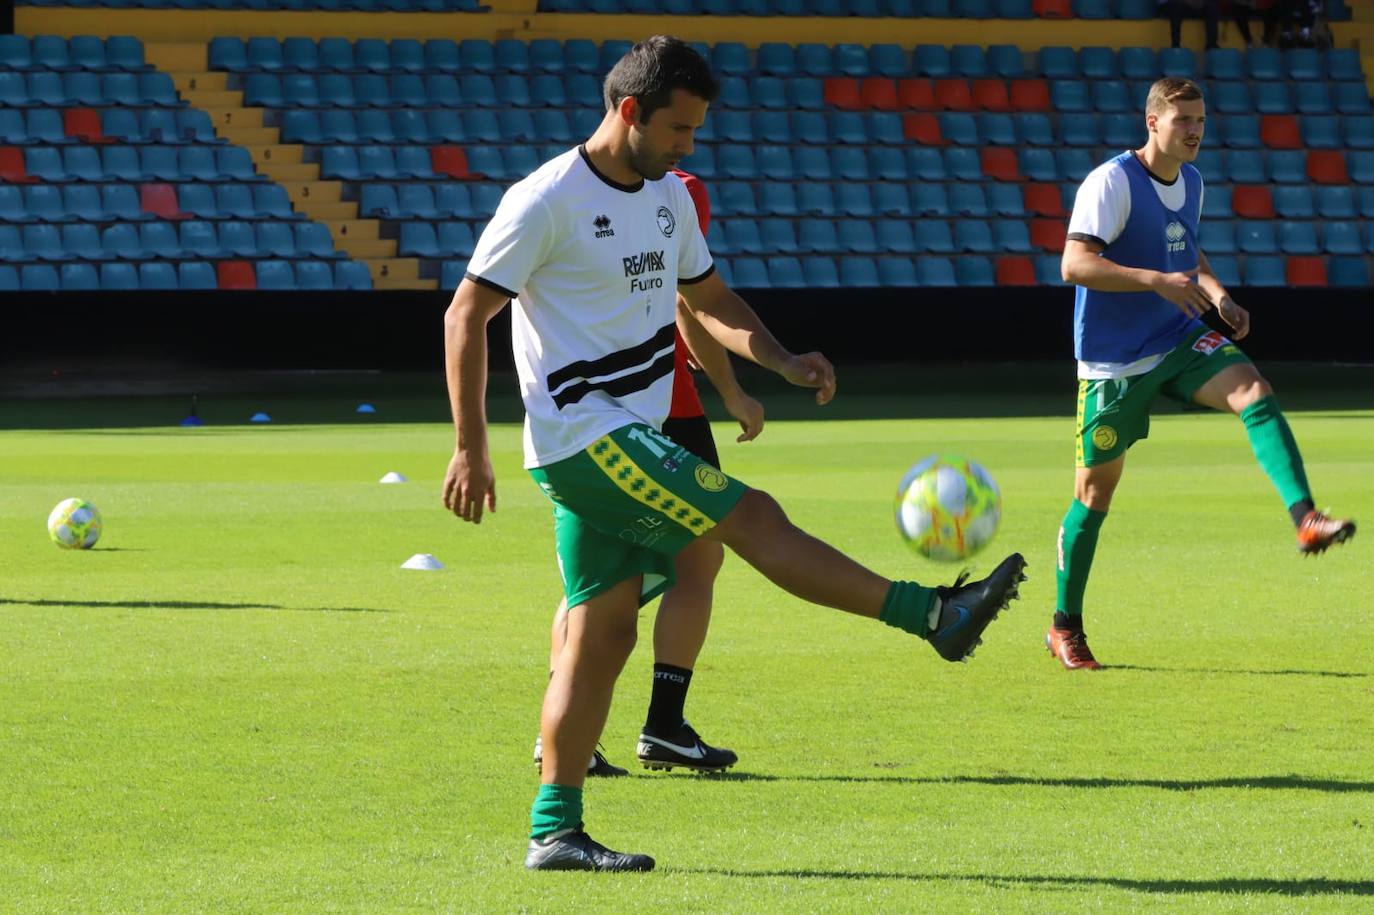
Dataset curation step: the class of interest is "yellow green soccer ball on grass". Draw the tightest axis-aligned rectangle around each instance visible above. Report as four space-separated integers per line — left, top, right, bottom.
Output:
48 497 102 550
895 455 1001 562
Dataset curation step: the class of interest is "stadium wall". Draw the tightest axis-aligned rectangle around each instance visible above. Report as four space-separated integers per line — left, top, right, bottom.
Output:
5 287 1370 372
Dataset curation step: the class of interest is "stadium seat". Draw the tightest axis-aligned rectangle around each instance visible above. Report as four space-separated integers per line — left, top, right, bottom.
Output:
1279 218 1319 253
996 255 1036 285
1261 115 1301 149
955 256 995 285
1051 80 1090 112
255 259 296 291
836 184 874 217
1351 152 1374 184
987 44 1025 78
982 147 1019 181
336 260 373 291
915 220 954 253
1228 150 1265 184
916 256 957 285
994 219 1033 252
1236 220 1278 253
1232 185 1274 218
1117 46 1156 80
1038 46 1077 79
1030 218 1066 252
766 256 805 288
940 113 978 145
218 220 259 257
1060 114 1100 146
1316 186 1356 219
978 113 1017 146
954 219 994 253
1244 257 1285 286
943 147 982 181
907 147 946 181
731 256 768 288
179 261 218 290
876 257 918 286
1327 256 1369 287
216 260 256 290
758 183 795 216
1220 115 1260 148
20 263 59 291
1201 184 1232 219
914 44 951 78
1206 255 1241 287
1308 150 1349 184
912 184 950 216
1010 80 1051 114
1019 148 1058 181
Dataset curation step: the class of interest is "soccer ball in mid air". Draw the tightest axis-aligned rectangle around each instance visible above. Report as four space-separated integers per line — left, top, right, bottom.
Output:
48 498 102 550
895 455 1001 562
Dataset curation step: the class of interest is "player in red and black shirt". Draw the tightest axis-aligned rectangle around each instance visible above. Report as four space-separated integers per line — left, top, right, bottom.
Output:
534 169 764 776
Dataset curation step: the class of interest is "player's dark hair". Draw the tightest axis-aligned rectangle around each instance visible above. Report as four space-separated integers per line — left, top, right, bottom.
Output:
1146 77 1204 114
602 35 719 122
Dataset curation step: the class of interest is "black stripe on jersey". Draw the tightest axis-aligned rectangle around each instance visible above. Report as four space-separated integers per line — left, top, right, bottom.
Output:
680 263 716 285
546 321 676 393
465 271 517 299
551 350 676 410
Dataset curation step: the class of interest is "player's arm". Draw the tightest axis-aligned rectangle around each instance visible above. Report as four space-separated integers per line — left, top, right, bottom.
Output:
675 294 765 442
678 270 835 406
442 278 510 524
1062 237 1211 319
1198 245 1253 337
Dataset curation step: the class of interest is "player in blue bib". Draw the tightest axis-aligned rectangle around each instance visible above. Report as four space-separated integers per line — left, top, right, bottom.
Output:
1048 77 1356 671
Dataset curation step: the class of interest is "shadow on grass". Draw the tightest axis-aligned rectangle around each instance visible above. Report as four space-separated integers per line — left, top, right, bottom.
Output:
1107 663 1368 679
0 598 390 613
679 868 1374 896
704 772 1374 793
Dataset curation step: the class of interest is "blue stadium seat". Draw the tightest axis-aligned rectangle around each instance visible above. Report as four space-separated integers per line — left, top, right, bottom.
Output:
1247 47 1282 80
985 44 1024 78
731 256 768 288
179 220 220 258
1019 148 1058 181
20 263 59 291
955 255 995 286
1219 115 1260 148
838 219 878 253
0 35 32 70
0 73 27 109
0 225 21 261
293 260 332 291
756 43 795 76
1280 220 1319 253
986 183 1024 216
1295 91 1335 125
795 43 832 76
281 37 318 72
1207 255 1240 287
1236 220 1278 253
1335 82 1372 115
1254 81 1295 115
914 220 954 253
1274 186 1315 219
459 39 496 73
32 36 72 71
909 186 954 223
0 186 25 223
913 44 951 78
978 113 1016 146
792 147 828 180
831 111 868 145
1118 46 1157 80
870 44 908 78
1038 46 1077 79
1198 221 1235 253
1285 48 1322 80
833 183 873 218
62 224 105 261
1051 80 1090 112
873 256 915 286
1328 256 1369 287
1202 184 1232 218
1102 113 1141 147
839 256 879 287
1297 114 1341 149
253 259 293 291
991 219 1030 252
178 261 217 290
723 218 763 255
253 185 297 220
1076 47 1115 80
218 220 259 257
1352 152 1374 184
949 184 987 216
801 256 839 288
914 257 954 285
386 38 424 73
555 39 594 74
297 222 340 258
1268 150 1305 183
1316 186 1356 219
1213 81 1253 114
906 147 946 181
833 43 869 77
788 183 828 216
950 45 987 78
64 72 103 106
1207 48 1244 80
954 219 994 253
1244 256 1285 286
798 219 839 253
875 219 916 254
96 262 136 291
1060 114 1100 146
758 218 798 254
1227 150 1265 183
1158 47 1195 77
336 260 372 291
942 147 981 181
1092 80 1130 112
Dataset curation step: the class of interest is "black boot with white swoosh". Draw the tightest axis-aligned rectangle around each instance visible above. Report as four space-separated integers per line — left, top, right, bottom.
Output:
636 720 737 773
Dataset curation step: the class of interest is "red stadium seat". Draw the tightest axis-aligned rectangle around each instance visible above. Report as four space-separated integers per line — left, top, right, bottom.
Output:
934 79 975 111
216 260 257 290
897 78 935 109
823 77 863 110
1232 185 1275 218
139 183 189 219
971 79 1011 112
981 147 1020 181
860 78 901 111
903 113 943 144
0 146 34 183
1034 0 1073 18
1024 182 1066 216
1307 150 1349 184
996 255 1037 285
1009 79 1051 112
1286 256 1327 287
1030 218 1067 252
1259 114 1301 149
63 108 110 143
430 145 470 179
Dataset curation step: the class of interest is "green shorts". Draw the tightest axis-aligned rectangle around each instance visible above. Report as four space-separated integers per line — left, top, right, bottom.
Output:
1076 327 1253 467
529 423 749 609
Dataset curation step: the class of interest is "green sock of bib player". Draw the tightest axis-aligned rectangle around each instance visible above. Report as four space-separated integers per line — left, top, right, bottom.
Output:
1056 499 1107 626
530 784 582 840
1240 396 1314 523
878 581 939 636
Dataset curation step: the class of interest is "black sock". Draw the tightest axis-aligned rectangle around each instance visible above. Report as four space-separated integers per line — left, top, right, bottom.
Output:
645 664 693 735
1289 498 1315 528
1053 611 1083 632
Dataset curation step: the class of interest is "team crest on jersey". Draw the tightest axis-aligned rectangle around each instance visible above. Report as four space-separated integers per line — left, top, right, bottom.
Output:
656 206 676 237
593 214 614 239
1164 220 1187 253
1091 425 1118 451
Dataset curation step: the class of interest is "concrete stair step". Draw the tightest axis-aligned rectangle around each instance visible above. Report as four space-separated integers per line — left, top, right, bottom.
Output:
200 107 263 129
217 126 278 146
245 145 303 166
170 72 227 93
298 201 358 221
143 43 206 72
324 218 379 241
281 181 342 205
180 89 242 109
338 239 398 259
256 162 319 182
366 257 421 281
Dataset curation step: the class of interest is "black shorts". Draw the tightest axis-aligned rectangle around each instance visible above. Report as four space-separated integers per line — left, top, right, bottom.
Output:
662 414 720 470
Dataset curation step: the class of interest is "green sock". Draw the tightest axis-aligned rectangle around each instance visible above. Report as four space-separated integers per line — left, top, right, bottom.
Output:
1240 396 1312 513
529 783 582 840
1056 499 1107 617
879 581 939 638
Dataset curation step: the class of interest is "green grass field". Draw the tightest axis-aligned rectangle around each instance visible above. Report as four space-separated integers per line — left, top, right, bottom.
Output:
3 390 1372 912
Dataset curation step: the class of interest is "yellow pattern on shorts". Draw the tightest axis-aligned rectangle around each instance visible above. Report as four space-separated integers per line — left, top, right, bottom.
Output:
589 436 716 534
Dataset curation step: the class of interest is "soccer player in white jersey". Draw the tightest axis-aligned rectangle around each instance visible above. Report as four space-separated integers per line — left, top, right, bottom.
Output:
1049 77 1355 671
443 36 1027 873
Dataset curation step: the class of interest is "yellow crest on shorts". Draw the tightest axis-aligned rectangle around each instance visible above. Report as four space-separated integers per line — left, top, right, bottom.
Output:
694 465 728 492
1092 425 1118 450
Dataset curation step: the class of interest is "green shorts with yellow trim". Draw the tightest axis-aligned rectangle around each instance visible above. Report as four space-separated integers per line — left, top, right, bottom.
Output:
1076 327 1253 467
529 423 749 609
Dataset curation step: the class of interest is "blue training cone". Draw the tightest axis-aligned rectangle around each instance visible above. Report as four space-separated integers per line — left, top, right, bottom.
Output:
250 412 271 423
356 403 376 414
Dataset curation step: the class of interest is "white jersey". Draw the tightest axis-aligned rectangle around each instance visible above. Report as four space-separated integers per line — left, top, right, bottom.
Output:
466 146 714 468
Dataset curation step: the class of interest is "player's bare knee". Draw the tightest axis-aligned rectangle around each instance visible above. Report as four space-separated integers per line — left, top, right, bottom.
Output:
679 540 725 580
1236 375 1273 411
717 488 791 548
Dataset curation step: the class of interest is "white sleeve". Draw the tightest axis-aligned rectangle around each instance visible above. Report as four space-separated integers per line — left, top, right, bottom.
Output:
466 185 556 298
673 184 714 284
1067 164 1131 247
